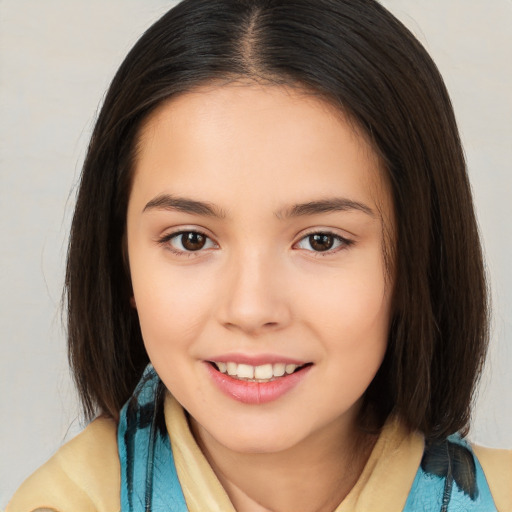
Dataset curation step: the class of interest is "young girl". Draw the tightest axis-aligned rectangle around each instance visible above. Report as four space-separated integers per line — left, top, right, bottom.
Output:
8 0 511 511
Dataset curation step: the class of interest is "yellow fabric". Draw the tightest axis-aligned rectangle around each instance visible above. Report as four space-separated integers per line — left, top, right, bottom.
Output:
335 418 423 511
165 394 235 512
7 397 512 512
7 417 120 512
165 394 424 512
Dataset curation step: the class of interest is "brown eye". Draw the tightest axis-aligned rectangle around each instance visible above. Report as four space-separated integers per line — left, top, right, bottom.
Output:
296 232 351 253
309 234 335 251
163 230 216 253
181 232 207 251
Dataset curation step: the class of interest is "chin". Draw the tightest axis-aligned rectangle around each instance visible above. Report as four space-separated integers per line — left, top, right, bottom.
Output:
220 432 300 455
216 417 328 455
194 417 305 455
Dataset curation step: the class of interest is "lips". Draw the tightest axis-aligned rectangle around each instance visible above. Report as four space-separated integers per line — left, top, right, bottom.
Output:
205 357 313 404
210 361 307 381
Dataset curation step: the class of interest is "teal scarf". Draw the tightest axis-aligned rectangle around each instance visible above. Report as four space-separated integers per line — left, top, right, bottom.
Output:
118 365 187 511
118 365 497 511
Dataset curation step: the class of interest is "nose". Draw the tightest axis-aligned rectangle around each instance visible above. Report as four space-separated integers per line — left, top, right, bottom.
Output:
216 248 292 336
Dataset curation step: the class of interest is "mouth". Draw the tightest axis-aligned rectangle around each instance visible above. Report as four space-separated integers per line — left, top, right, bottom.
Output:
207 361 313 383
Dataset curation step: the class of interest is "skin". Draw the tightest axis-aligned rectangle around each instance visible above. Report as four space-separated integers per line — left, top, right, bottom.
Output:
126 83 395 512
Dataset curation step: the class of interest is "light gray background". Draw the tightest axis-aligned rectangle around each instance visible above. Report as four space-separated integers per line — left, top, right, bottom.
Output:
1 0 511 507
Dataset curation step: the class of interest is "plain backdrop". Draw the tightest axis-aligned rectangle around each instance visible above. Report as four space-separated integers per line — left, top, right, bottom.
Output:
1 0 511 507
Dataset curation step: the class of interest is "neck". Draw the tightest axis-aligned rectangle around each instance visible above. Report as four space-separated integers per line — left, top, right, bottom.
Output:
190 414 378 512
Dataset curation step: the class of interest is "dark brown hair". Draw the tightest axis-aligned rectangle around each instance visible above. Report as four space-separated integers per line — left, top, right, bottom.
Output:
66 0 488 440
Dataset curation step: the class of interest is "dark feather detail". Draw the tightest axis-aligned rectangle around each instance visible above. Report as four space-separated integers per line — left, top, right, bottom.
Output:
421 439 478 503
144 381 167 511
124 396 138 509
156 381 168 438
138 402 156 430
124 391 156 509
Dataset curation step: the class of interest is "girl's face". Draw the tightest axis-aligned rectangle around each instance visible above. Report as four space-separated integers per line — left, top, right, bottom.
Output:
126 84 394 454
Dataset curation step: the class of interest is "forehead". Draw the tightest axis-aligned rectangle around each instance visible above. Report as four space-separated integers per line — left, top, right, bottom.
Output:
130 83 391 217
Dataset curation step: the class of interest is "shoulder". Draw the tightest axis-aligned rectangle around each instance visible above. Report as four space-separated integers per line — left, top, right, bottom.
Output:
473 444 512 512
6 417 120 512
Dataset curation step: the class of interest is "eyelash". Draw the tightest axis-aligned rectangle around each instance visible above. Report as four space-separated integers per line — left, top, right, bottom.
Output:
157 230 217 256
295 231 354 256
157 230 354 257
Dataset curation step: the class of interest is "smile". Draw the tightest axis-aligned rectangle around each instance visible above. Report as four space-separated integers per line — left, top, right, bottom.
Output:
205 360 313 404
210 361 307 382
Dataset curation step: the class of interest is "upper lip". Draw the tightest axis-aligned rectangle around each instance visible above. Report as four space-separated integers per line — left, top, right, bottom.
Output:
206 353 310 366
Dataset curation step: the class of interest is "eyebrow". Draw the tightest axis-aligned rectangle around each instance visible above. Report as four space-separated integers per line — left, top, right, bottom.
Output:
143 194 374 219
143 194 227 218
275 198 375 219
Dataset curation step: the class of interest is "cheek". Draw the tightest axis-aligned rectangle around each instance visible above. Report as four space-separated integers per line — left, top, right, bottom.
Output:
322 289 390 375
129 262 219 406
310 285 390 334
317 291 390 409
300 255 391 340
296 254 391 384
130 259 217 354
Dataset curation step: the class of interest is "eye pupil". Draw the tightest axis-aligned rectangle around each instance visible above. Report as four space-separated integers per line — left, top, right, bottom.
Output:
182 232 206 251
310 234 334 251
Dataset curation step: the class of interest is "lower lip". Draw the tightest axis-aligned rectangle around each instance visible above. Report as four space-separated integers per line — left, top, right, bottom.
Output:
205 363 312 405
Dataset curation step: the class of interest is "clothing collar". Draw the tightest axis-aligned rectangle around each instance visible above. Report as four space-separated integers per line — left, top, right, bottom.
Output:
118 364 426 511
165 390 424 511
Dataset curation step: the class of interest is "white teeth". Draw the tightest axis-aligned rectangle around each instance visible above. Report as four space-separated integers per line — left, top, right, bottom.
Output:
273 363 286 377
237 364 254 379
212 361 303 380
285 364 299 374
254 364 273 380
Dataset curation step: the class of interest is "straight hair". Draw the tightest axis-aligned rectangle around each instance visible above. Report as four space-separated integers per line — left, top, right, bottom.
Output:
66 0 488 440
